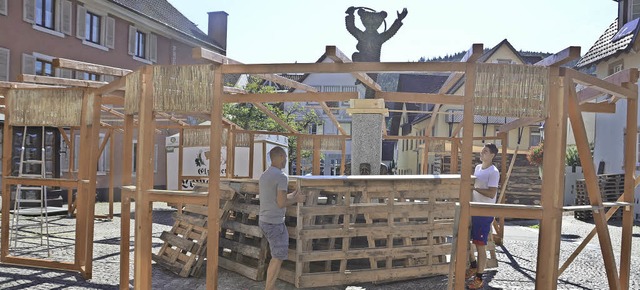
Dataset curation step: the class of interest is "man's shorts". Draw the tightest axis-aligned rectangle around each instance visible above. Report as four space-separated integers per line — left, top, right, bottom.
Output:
471 216 494 246
259 221 289 260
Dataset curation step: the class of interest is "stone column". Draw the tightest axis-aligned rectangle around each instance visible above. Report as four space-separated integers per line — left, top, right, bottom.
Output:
347 99 388 175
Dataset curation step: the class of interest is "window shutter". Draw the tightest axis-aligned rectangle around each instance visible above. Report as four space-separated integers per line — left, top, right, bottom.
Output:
22 53 36 75
60 0 72 35
60 68 72 79
0 48 9 81
54 0 61 31
128 25 136 55
100 15 106 45
0 0 8 16
105 16 115 49
76 5 86 39
149 33 157 63
23 0 35 23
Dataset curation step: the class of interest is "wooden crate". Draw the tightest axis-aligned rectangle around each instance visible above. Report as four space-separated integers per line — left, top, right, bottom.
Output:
574 174 625 221
283 175 465 288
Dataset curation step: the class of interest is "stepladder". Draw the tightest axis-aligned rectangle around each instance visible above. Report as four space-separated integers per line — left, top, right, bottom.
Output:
10 126 51 256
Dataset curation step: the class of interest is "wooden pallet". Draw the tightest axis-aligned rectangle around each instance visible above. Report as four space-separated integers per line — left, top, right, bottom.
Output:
574 174 625 221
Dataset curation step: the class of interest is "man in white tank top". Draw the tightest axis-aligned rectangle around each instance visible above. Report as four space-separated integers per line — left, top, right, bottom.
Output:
466 143 500 289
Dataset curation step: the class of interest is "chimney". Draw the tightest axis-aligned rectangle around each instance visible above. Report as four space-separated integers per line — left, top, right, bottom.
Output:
208 11 228 54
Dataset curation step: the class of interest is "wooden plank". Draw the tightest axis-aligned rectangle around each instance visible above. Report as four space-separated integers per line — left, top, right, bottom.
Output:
3 176 78 188
299 243 450 262
498 117 544 133
453 62 477 290
534 46 581 67
222 92 356 103
534 67 567 290
0 81 63 88
575 68 639 104
620 82 636 289
94 75 127 95
19 74 107 88
565 68 637 101
53 58 132 76
147 190 208 205
252 102 298 133
1 103 13 259
133 66 155 290
376 92 465 105
219 238 262 259
2 256 79 272
108 128 115 219
220 61 469 75
194 47 318 92
206 67 224 290
218 257 260 280
297 264 450 288
567 79 621 289
469 202 543 219
579 102 616 113
325 45 382 91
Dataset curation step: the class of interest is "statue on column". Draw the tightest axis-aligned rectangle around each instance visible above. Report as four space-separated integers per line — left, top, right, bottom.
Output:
345 6 408 99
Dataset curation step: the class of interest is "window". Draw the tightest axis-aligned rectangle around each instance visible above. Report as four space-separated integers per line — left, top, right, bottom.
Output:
631 0 640 21
530 126 541 147
608 60 623 76
35 0 55 29
35 59 53 76
135 31 146 58
0 47 8 81
308 123 323 135
24 0 72 36
128 26 157 63
0 0 7 16
85 11 101 44
70 133 109 174
83 72 99 81
339 122 351 135
496 59 512 64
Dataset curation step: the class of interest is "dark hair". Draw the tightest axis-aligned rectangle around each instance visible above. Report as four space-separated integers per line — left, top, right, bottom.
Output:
484 143 499 156
269 146 286 160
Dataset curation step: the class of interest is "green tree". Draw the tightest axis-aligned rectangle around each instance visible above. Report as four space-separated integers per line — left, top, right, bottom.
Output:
223 76 323 173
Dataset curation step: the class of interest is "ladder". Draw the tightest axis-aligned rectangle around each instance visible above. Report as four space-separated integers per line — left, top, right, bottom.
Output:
11 126 51 254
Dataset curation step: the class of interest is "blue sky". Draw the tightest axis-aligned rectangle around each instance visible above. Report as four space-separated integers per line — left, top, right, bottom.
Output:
168 0 617 64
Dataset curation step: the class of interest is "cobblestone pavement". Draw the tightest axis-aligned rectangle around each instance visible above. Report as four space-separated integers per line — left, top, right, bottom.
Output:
0 203 638 289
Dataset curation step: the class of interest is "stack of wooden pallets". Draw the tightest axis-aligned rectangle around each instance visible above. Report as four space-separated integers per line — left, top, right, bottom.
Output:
574 174 625 221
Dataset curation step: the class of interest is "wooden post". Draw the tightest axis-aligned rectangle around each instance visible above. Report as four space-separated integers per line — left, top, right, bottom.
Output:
453 63 476 290
178 127 184 190
567 79 621 290
206 65 224 290
296 137 302 175
134 66 156 289
1 102 12 260
312 136 321 175
75 91 92 272
226 127 234 178
108 128 115 219
535 67 568 290
68 128 75 216
119 114 134 290
248 133 255 178
451 138 459 173
620 82 637 290
340 138 346 175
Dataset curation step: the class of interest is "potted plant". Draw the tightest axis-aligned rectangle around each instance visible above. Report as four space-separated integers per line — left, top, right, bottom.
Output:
527 142 544 179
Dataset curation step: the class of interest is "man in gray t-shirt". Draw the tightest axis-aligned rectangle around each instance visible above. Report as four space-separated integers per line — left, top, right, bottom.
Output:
259 146 304 290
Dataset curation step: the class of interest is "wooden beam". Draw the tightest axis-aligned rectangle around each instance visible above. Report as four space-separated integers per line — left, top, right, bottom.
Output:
565 68 637 101
156 111 189 127
93 74 127 95
220 61 469 75
620 82 636 289
223 86 247 94
376 92 465 105
469 203 543 219
119 115 134 290
579 102 616 113
193 47 319 92
53 58 132 76
222 92 356 103
567 79 621 289
0 81 63 88
534 46 581 67
252 102 298 133
102 95 124 106
325 46 382 92
535 67 567 290
498 117 544 133
19 74 107 88
575 68 639 104
318 102 347 135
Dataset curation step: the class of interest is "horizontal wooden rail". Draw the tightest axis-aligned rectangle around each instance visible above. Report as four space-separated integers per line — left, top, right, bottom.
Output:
469 202 543 219
220 61 468 75
3 176 78 188
3 255 79 272
376 92 465 105
147 189 208 205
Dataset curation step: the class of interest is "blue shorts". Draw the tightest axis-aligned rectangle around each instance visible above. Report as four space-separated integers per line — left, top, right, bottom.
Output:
259 221 289 260
471 216 494 246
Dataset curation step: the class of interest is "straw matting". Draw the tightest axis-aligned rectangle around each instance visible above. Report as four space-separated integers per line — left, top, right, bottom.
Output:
8 88 85 126
298 137 343 151
153 65 213 113
183 127 228 147
474 63 549 118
